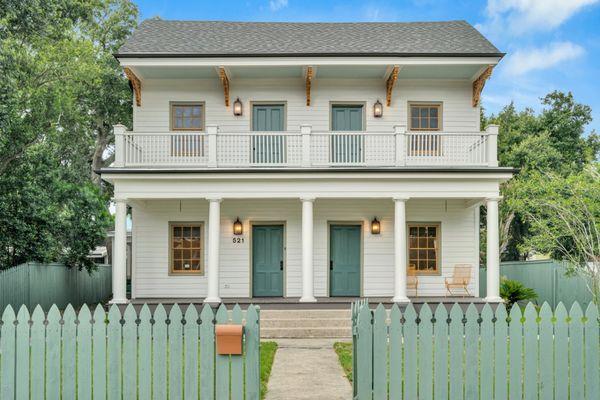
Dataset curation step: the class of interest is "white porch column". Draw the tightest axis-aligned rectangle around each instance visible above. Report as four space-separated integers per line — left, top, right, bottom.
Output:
393 197 410 303
300 197 317 302
485 197 503 302
204 197 222 303
110 199 128 304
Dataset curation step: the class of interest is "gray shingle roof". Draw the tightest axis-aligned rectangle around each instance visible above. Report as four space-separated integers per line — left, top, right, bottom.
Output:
117 20 502 57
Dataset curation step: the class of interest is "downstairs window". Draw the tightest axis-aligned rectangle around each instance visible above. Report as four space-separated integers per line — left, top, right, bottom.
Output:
170 222 204 275
408 223 440 275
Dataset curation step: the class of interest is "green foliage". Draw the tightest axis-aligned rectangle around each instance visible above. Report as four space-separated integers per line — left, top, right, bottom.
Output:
500 277 538 309
0 0 137 270
510 165 600 303
334 342 354 382
482 91 599 261
260 342 278 399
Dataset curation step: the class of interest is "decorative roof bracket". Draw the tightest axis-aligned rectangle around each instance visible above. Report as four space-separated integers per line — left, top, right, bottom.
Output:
124 68 142 107
305 66 314 106
472 65 494 107
219 67 230 106
386 66 399 106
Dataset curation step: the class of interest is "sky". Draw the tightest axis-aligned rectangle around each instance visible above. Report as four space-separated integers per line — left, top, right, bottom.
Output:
135 0 600 133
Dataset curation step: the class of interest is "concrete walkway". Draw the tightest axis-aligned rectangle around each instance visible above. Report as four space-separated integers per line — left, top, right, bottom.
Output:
264 339 352 400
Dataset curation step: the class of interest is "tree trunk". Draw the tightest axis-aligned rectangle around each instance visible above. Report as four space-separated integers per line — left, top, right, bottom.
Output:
499 211 515 256
91 124 112 186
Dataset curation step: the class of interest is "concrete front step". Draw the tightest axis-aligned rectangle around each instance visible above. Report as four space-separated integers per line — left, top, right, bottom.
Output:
259 309 352 338
261 327 352 339
261 318 350 328
261 309 351 319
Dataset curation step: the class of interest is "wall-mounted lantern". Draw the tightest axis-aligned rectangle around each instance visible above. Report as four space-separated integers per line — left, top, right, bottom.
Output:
233 217 243 235
233 97 243 116
371 217 381 235
373 100 383 118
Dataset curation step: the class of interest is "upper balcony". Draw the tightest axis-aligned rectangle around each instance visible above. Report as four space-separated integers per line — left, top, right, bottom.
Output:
112 20 504 172
113 124 498 169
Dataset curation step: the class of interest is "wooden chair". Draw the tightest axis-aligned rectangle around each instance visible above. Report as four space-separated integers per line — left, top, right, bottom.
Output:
445 264 472 296
407 266 419 297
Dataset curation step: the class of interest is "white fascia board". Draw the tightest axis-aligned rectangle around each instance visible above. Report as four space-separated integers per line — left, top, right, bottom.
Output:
108 173 505 200
101 171 513 182
119 56 502 68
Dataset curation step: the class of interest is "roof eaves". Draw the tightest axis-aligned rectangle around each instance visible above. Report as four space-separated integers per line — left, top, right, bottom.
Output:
114 52 506 59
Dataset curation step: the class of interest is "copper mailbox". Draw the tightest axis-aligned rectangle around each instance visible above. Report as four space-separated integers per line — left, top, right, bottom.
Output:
215 324 243 355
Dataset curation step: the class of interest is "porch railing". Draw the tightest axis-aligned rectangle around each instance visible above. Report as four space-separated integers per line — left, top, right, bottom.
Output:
113 124 499 168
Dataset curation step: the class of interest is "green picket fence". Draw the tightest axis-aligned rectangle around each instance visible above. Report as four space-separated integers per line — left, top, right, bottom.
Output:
0 262 112 310
0 303 261 400
352 301 600 400
480 260 593 308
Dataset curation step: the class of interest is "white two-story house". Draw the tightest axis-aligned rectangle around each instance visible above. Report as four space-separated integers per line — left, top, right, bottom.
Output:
101 20 513 304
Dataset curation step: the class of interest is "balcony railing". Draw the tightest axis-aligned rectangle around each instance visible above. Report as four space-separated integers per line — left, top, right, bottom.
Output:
113 124 499 168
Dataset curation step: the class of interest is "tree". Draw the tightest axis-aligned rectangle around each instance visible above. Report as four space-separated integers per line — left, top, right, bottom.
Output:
0 0 137 270
513 166 600 304
77 0 138 185
482 91 599 261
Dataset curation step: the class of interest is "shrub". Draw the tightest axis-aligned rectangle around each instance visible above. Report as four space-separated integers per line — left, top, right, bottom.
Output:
500 277 538 309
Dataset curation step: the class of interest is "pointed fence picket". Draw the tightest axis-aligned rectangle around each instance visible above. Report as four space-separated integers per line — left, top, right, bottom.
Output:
352 301 600 400
0 302 261 400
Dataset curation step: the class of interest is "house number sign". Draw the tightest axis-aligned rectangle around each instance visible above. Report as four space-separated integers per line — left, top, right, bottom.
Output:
232 237 245 244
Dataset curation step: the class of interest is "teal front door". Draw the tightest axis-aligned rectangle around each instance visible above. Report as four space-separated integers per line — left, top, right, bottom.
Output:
331 105 364 164
330 225 361 297
252 104 285 164
252 225 284 297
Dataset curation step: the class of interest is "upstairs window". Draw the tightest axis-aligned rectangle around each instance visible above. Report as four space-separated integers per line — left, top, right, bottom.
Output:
409 103 441 131
171 103 204 131
170 102 205 157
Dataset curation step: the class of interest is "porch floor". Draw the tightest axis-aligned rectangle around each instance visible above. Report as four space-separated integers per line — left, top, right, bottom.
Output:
129 296 486 310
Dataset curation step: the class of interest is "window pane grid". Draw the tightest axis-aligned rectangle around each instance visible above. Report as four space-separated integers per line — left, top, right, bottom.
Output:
408 224 439 273
171 223 203 274
171 104 203 131
409 105 441 131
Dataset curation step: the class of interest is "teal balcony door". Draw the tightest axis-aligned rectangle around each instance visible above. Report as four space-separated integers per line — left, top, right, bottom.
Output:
331 105 364 164
252 225 284 297
252 104 285 164
329 224 361 297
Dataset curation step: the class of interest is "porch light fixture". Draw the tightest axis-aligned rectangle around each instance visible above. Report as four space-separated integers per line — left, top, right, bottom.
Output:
233 217 243 235
233 97 243 116
371 217 381 235
373 100 383 118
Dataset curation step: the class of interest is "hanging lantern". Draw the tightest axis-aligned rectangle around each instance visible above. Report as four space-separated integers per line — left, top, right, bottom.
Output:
373 100 383 118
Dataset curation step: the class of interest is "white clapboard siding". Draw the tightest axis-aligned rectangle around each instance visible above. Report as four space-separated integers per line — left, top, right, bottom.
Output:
132 199 478 298
133 78 479 134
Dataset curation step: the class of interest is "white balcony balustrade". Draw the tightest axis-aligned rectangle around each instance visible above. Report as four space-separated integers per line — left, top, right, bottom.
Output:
113 124 499 168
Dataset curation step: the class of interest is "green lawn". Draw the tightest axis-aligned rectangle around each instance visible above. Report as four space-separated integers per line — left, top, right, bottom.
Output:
260 341 278 399
333 342 353 382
